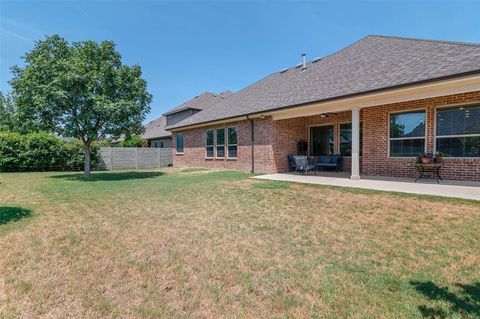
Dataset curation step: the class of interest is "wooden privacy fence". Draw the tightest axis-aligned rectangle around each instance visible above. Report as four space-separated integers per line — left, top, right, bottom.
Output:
98 147 172 170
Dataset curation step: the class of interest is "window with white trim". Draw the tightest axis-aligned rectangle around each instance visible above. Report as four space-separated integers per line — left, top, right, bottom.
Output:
340 122 363 156
227 126 238 158
152 141 164 148
205 130 214 158
389 110 426 157
216 128 225 158
436 104 480 157
176 133 184 153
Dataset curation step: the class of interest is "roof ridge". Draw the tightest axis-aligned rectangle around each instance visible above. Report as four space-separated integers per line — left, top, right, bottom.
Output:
366 34 480 47
279 35 374 72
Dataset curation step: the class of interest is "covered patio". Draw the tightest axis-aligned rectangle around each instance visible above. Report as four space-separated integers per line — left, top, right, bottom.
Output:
253 172 480 201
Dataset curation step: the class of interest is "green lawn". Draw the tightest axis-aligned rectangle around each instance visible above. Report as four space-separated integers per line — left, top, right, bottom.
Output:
0 169 479 318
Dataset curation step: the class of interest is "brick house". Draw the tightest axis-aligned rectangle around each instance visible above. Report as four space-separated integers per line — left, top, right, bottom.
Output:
142 91 232 148
165 35 480 181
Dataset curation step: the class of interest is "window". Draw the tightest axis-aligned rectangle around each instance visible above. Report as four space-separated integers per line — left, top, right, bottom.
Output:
216 128 225 158
176 133 184 153
227 127 238 158
436 104 480 157
152 141 164 148
389 110 426 157
310 125 334 156
340 122 363 156
205 130 214 158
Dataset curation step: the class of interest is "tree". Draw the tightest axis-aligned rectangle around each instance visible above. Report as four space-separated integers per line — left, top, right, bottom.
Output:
0 92 17 132
0 91 45 133
118 135 148 148
10 35 152 176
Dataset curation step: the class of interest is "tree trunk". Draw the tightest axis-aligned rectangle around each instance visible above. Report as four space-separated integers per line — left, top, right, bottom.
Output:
83 143 91 177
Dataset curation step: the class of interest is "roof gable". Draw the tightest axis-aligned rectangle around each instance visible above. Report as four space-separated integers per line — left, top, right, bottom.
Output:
163 91 233 116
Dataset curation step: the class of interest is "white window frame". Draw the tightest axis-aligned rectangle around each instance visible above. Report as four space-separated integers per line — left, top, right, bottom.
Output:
388 109 427 158
175 133 184 154
339 121 363 157
215 128 225 158
227 126 238 159
205 129 214 159
434 102 480 158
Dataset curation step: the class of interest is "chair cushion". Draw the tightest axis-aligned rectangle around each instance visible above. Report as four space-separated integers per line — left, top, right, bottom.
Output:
319 155 330 163
316 163 336 167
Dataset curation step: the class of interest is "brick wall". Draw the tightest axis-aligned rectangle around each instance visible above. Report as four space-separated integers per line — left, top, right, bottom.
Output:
362 91 480 180
172 91 480 181
172 117 275 173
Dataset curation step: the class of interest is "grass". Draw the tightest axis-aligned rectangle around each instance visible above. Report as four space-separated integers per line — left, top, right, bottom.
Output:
0 168 479 318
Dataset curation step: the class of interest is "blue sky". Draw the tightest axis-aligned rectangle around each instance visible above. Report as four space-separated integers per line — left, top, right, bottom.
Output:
1 1 479 123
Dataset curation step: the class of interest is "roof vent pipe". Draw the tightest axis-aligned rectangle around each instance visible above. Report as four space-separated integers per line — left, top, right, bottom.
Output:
301 53 306 70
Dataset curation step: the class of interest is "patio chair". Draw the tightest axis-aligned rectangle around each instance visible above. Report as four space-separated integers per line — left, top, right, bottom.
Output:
315 154 343 172
292 156 316 175
287 155 296 172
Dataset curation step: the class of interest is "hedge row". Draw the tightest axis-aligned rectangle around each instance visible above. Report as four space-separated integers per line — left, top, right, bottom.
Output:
0 131 100 172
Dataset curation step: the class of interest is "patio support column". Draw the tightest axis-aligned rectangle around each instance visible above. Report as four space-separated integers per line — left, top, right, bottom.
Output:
351 107 361 180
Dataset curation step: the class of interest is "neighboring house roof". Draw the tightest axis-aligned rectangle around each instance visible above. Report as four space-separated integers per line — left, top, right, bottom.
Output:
142 116 171 140
143 91 233 140
168 35 480 129
163 91 233 116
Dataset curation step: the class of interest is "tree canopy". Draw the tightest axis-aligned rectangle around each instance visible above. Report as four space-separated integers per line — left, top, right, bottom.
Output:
10 35 152 176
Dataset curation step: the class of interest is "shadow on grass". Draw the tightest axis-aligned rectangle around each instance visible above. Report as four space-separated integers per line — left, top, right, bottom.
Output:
49 171 165 182
411 281 480 318
0 207 32 225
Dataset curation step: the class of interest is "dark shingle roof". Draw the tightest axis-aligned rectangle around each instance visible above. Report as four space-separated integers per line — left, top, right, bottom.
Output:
142 116 170 140
163 91 233 116
143 91 233 139
168 35 480 129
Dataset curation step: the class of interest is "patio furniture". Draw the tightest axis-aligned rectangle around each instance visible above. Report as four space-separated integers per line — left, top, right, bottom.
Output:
315 154 343 172
414 163 443 183
287 155 296 172
292 155 316 175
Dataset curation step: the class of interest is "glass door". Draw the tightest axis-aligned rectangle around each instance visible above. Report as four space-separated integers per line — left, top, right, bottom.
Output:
309 125 334 156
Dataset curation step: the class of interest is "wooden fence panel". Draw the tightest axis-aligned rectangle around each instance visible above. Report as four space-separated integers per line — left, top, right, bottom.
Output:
98 147 172 170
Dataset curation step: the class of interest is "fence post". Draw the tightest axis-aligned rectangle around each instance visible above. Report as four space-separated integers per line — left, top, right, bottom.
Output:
135 148 139 169
157 148 161 168
110 148 114 170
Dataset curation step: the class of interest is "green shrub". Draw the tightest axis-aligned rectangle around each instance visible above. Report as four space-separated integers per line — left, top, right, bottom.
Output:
0 131 100 172
118 135 148 148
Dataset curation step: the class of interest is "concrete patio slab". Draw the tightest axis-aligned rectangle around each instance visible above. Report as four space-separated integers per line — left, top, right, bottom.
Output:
253 173 480 201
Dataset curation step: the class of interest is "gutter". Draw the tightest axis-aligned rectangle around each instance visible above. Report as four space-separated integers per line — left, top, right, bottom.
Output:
166 70 480 131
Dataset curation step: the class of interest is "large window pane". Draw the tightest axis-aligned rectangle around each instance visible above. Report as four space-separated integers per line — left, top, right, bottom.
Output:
227 127 238 158
228 127 238 145
206 130 214 146
205 130 214 158
176 134 184 153
390 139 424 157
340 122 363 156
437 105 480 136
436 136 480 157
436 105 480 157
390 111 426 138
310 125 334 156
216 128 225 157
228 146 237 158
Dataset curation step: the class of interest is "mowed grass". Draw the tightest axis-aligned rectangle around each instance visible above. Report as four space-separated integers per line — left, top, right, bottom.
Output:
0 169 479 318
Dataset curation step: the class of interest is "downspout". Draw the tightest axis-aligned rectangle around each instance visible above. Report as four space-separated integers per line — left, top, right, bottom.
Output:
248 116 255 173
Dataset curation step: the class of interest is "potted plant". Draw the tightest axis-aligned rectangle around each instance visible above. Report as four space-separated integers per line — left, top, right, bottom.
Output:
420 154 430 164
433 151 444 164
